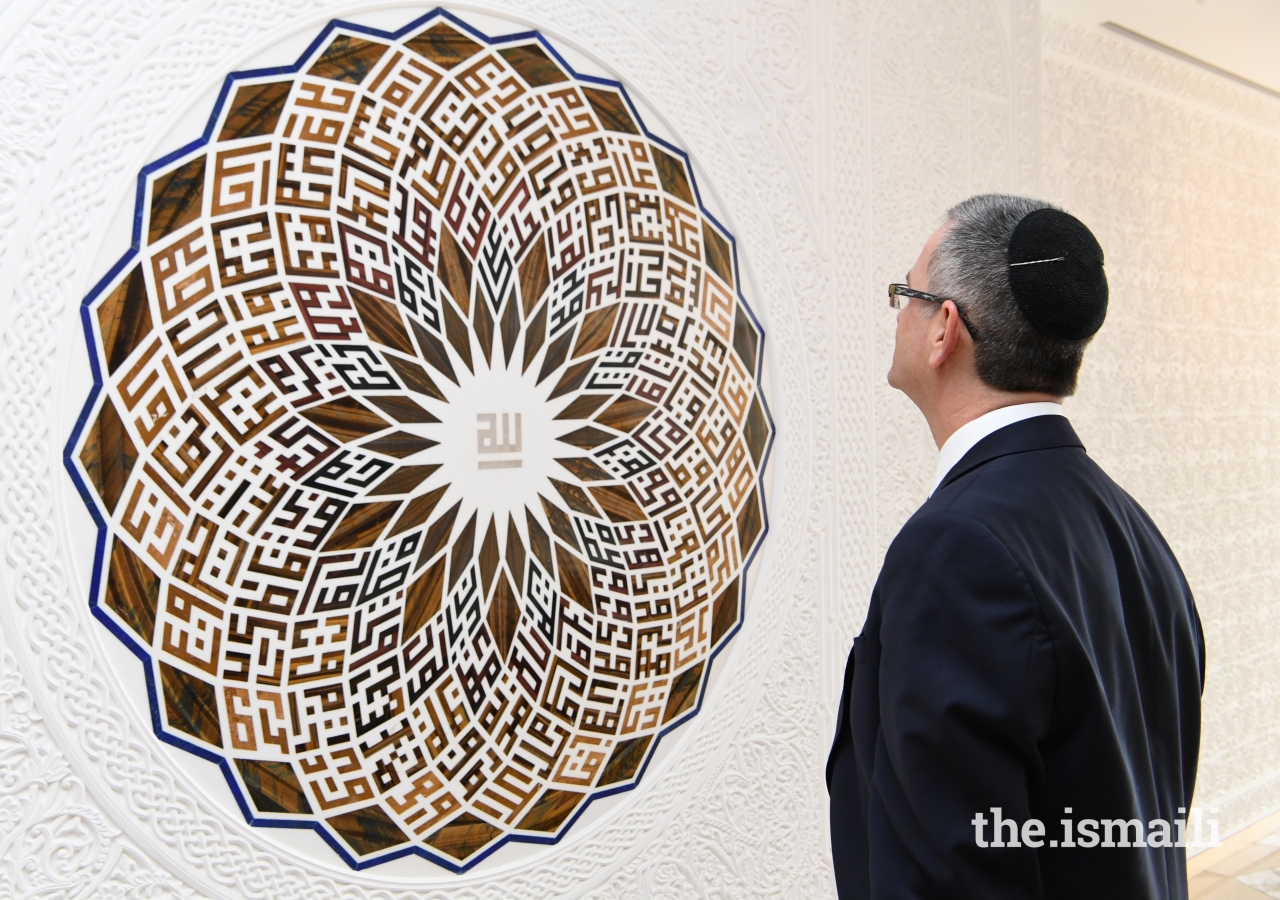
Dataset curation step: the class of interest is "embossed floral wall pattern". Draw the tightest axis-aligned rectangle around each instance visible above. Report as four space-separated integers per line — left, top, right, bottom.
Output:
66 10 771 871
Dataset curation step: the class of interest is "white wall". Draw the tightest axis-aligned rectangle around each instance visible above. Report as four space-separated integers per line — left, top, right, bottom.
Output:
0 0 1274 897
1044 0 1280 96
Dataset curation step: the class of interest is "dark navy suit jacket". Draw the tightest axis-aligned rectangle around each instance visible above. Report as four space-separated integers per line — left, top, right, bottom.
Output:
827 415 1204 899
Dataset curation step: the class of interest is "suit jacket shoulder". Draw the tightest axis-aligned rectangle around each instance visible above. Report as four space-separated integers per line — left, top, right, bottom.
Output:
827 415 1204 900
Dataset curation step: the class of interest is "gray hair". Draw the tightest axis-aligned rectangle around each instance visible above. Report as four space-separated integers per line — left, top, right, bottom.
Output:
927 194 1092 396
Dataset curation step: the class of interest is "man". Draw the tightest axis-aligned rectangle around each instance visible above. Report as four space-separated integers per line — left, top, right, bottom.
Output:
827 195 1204 899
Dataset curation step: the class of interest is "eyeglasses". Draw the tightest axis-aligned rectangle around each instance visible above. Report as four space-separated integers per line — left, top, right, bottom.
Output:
887 283 980 341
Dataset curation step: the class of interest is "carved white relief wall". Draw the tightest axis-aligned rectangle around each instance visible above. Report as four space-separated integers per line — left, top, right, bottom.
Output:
0 1 837 896
1 0 1276 896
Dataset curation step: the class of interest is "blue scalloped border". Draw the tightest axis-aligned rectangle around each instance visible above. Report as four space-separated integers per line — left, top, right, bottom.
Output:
62 7 777 873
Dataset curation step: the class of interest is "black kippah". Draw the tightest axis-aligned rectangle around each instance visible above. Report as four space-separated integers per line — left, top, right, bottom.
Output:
1007 208 1108 340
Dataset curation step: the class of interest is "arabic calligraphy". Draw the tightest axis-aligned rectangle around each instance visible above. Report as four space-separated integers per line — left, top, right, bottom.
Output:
476 413 522 469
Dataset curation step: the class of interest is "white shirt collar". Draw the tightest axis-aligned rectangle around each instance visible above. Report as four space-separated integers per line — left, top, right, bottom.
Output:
928 401 1065 496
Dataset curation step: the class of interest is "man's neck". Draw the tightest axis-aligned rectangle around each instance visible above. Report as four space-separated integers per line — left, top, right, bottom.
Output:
924 388 1063 449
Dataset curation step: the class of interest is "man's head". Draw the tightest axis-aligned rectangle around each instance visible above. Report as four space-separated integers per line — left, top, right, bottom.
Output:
887 194 1107 443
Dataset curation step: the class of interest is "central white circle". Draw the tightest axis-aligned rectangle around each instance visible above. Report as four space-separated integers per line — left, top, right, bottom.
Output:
412 355 567 529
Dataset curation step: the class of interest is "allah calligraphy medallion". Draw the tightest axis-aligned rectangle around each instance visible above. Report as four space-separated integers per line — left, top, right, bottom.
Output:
67 10 772 871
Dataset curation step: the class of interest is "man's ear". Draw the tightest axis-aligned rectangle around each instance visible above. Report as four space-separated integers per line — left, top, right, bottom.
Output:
927 300 969 370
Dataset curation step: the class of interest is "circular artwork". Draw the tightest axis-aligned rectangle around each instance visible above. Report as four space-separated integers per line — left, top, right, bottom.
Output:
67 10 772 871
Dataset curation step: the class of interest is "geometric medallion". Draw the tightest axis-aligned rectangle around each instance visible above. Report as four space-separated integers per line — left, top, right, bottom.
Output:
66 10 772 871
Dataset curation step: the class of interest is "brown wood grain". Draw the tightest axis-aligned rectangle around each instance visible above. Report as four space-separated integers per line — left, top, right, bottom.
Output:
235 758 313 815
437 227 473 317
441 290 474 374
516 788 585 833
160 661 223 747
521 302 548 374
524 507 554 575
598 735 653 785
499 290 521 367
549 358 595 401
447 511 478 590
710 577 741 648
384 354 447 401
555 457 613 482
97 265 153 374
588 484 646 522
323 501 401 551
425 812 501 861
478 517 500 597
504 514 527 592
362 431 439 459
368 395 439 424
306 35 389 85
518 236 551 318
554 393 611 421
349 287 414 355
368 463 440 497
218 82 291 142
105 538 160 643
536 328 574 385
556 426 615 449
388 484 449 538
409 318 459 385
148 155 206 244
582 87 640 135
487 571 520 662
555 542 592 610
326 804 410 857
540 495 580 550
81 396 138 513
702 219 734 288
415 499 462 569
496 43 568 87
473 291 495 366
570 304 619 359
744 395 770 467
594 395 655 433
300 396 390 443
550 478 601 517
404 22 482 70
663 661 705 724
652 147 695 205
737 488 763 556
403 557 446 639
